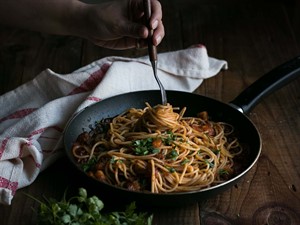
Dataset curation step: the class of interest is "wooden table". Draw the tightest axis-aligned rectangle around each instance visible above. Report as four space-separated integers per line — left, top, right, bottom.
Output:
1 0 300 224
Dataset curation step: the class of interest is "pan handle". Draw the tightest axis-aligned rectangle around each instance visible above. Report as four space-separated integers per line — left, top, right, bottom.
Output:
229 56 300 114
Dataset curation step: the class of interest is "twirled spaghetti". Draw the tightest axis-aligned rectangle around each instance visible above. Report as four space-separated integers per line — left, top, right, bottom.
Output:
72 103 242 193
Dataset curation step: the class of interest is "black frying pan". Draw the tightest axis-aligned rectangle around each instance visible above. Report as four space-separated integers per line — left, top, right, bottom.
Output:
63 56 300 207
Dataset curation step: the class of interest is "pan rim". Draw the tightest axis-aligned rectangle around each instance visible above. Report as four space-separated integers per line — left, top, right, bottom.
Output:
63 90 262 198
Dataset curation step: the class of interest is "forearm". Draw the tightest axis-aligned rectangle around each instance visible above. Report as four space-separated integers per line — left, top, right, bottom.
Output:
0 0 86 36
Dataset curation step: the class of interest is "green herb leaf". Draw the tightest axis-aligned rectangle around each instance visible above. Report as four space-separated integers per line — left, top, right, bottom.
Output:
62 214 71 223
219 169 229 175
162 131 175 145
166 166 176 173
132 138 159 156
181 159 190 165
212 149 220 155
205 159 214 168
82 156 98 172
167 149 179 160
25 188 152 225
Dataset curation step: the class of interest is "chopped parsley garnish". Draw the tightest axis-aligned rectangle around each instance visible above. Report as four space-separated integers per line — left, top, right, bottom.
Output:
82 156 98 172
110 157 123 164
132 138 160 156
219 169 230 175
205 160 214 168
167 167 176 173
162 131 175 145
167 149 179 160
181 159 190 165
110 156 117 164
212 149 220 155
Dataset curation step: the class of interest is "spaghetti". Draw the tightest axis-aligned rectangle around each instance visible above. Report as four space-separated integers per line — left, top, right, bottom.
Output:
72 103 242 193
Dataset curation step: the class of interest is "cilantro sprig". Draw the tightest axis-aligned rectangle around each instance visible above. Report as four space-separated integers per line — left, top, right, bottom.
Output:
26 188 153 225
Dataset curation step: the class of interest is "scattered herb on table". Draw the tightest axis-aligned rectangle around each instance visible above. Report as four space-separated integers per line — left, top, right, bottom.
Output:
26 188 153 225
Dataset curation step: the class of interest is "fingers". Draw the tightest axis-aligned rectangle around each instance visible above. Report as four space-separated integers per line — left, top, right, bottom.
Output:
121 21 148 39
149 0 164 46
150 0 162 29
124 20 163 46
104 0 164 49
152 19 164 46
127 0 164 46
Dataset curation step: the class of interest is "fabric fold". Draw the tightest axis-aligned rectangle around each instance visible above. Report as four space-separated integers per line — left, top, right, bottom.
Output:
0 44 227 205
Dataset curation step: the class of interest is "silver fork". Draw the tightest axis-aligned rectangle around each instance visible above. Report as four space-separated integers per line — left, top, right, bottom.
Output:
143 0 167 105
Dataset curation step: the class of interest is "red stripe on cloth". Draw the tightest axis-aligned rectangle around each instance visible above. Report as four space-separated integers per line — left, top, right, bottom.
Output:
23 126 63 166
68 63 110 95
0 177 18 196
28 127 46 138
51 126 64 133
28 126 63 139
19 140 32 158
30 155 41 169
19 141 41 169
0 108 37 123
0 137 9 159
86 96 102 102
39 136 59 140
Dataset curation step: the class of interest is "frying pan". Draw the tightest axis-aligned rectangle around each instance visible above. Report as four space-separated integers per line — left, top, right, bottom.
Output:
64 56 300 207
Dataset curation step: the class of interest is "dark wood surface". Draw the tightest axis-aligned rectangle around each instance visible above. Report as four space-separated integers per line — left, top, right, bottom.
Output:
1 0 300 224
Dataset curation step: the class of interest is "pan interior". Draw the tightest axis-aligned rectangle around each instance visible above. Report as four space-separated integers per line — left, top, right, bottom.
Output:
63 90 261 199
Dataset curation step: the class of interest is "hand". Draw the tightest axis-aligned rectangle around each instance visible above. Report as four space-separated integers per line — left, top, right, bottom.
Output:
76 0 165 50
0 0 164 50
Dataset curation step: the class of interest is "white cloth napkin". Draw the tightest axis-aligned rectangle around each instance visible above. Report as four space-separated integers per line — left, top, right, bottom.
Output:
0 44 227 205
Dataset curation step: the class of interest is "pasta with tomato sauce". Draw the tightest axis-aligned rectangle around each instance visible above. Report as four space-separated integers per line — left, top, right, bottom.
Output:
71 103 242 193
